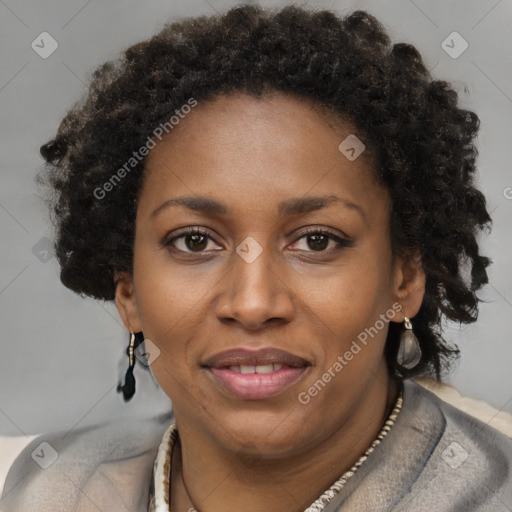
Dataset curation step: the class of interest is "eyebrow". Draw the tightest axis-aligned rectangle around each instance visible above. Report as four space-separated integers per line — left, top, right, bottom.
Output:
150 194 366 222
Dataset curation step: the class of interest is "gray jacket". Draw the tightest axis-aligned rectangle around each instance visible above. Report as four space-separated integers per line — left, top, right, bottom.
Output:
1 380 511 511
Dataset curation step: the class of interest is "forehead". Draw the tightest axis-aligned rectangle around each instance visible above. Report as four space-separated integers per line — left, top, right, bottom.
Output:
139 91 387 220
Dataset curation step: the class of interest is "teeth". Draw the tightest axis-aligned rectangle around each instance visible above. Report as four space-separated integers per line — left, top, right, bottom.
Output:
255 364 273 374
227 363 284 374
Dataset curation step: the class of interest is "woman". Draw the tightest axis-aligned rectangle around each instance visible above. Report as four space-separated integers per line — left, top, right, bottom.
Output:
2 4 511 511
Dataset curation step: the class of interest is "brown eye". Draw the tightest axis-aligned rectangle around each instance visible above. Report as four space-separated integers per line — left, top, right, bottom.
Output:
164 228 221 253
290 228 352 253
304 233 329 251
183 233 209 252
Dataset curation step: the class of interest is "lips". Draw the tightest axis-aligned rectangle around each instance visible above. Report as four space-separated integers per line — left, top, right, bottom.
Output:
203 348 310 400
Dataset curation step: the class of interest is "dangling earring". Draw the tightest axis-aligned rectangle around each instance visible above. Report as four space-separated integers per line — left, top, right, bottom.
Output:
117 331 144 402
397 316 421 370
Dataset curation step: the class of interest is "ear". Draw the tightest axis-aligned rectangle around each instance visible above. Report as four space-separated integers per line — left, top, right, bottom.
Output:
391 250 426 321
114 270 143 333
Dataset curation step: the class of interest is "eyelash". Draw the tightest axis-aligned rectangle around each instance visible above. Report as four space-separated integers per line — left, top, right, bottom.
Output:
162 226 352 254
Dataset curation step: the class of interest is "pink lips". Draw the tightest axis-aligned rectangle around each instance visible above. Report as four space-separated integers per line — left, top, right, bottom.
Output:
203 348 310 400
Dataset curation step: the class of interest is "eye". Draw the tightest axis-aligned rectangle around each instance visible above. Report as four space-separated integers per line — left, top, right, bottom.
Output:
289 228 352 253
163 227 222 253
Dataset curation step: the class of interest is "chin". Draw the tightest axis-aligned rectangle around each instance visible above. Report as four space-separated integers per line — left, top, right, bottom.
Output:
206 405 316 458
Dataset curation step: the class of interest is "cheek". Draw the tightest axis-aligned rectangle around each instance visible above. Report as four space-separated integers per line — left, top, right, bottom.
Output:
302 268 392 398
131 247 208 380
133 232 215 327
307 253 394 377
307 253 391 329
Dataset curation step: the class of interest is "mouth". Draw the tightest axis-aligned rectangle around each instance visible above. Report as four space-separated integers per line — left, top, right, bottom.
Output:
202 348 311 400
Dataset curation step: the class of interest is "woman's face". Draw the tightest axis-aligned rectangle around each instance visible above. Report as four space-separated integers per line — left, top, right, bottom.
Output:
116 91 425 457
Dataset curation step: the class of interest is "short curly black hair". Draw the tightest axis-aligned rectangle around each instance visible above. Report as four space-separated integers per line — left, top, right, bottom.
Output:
37 4 492 381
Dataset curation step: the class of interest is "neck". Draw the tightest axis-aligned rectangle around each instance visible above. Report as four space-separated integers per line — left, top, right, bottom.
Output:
170 371 400 512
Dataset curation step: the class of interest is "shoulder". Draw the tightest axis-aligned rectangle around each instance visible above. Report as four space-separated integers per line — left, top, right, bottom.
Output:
410 379 512 464
0 411 173 512
414 376 512 438
400 380 512 511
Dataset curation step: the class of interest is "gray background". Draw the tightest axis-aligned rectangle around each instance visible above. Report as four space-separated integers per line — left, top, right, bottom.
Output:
1 0 511 436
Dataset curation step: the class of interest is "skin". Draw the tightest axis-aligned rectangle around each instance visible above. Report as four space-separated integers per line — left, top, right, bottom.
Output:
115 91 426 512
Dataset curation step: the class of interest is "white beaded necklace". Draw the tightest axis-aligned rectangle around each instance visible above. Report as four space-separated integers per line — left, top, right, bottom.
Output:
148 392 403 512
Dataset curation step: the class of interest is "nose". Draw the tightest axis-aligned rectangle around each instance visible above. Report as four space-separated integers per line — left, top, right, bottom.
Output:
213 243 295 331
